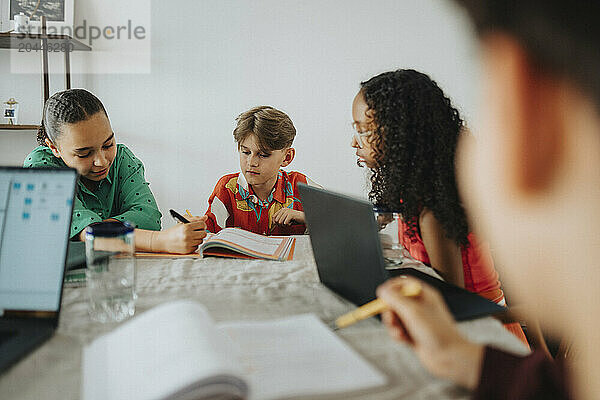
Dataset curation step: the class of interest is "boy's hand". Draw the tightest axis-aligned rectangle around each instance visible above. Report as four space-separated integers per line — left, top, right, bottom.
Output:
377 277 484 389
273 208 305 225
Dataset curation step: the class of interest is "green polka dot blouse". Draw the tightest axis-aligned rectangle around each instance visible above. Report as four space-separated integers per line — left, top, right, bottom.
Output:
24 144 162 239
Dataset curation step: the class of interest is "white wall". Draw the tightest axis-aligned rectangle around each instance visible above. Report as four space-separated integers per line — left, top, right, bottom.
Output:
0 0 480 228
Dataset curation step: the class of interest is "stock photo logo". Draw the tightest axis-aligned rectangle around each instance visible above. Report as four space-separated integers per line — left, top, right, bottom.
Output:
38 19 147 46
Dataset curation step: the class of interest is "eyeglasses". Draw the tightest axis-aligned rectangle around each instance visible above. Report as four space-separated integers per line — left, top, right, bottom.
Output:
351 122 373 148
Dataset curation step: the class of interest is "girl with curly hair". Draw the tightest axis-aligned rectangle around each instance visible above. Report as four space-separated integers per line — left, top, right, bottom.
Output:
350 69 526 343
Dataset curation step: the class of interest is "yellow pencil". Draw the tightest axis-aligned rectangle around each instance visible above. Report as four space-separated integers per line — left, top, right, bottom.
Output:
333 280 422 330
185 209 193 218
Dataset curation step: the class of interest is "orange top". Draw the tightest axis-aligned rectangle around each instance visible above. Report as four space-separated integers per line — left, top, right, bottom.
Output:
398 219 501 294
399 219 529 347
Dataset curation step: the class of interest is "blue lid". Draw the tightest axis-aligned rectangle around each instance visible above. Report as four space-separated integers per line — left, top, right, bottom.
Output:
85 221 134 237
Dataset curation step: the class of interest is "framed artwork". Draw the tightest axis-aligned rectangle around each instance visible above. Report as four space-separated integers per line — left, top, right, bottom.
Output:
1 0 74 33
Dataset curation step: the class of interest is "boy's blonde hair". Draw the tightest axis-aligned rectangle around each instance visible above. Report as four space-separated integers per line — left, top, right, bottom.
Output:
233 106 296 153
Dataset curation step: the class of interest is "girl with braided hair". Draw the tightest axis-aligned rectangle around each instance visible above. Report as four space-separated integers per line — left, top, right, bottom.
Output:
24 89 206 254
350 69 526 343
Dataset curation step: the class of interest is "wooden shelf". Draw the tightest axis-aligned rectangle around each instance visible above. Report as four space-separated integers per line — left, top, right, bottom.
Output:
1 18 92 112
0 33 91 51
0 124 39 130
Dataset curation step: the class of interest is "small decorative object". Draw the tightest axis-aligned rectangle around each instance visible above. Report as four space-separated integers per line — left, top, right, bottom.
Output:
3 98 19 125
13 11 29 33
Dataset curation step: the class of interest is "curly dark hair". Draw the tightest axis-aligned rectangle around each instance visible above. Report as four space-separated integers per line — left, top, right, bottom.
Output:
361 69 469 245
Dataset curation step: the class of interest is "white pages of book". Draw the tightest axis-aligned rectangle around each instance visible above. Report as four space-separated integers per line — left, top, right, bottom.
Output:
204 228 284 254
201 228 294 260
219 314 387 400
83 301 387 400
82 301 246 400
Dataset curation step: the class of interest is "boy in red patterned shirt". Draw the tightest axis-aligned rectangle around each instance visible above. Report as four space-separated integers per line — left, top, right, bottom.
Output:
204 106 318 235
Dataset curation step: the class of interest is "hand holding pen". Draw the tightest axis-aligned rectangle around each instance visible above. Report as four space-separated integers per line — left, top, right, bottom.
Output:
332 279 422 330
376 276 484 389
169 209 206 225
161 209 207 253
169 209 190 224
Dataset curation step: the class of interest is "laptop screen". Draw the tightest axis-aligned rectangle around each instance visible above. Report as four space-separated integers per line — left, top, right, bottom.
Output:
298 184 390 307
0 168 77 313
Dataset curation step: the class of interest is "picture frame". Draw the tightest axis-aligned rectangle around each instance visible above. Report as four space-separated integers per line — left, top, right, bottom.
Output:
1 0 74 34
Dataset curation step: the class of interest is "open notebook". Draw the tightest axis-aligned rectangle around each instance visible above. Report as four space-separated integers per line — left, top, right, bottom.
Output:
82 301 386 400
136 228 296 261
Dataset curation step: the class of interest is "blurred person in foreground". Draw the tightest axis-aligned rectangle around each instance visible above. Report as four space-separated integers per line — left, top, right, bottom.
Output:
377 2 600 398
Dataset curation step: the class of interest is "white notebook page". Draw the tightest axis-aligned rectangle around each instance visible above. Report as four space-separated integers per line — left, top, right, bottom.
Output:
218 314 387 400
208 228 284 254
83 301 243 400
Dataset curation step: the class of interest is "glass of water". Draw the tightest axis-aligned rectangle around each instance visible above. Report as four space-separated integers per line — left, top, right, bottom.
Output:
85 221 136 323
374 209 404 267
374 210 401 250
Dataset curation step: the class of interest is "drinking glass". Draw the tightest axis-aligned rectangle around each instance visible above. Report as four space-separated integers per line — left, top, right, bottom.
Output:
374 211 401 249
374 210 404 267
85 221 136 323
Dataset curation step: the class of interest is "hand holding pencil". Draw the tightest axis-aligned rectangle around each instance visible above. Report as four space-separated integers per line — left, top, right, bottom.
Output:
160 209 208 253
183 210 208 227
375 276 484 389
333 279 423 330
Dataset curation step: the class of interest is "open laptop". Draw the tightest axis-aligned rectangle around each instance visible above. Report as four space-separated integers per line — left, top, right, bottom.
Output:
298 184 504 321
0 166 77 373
